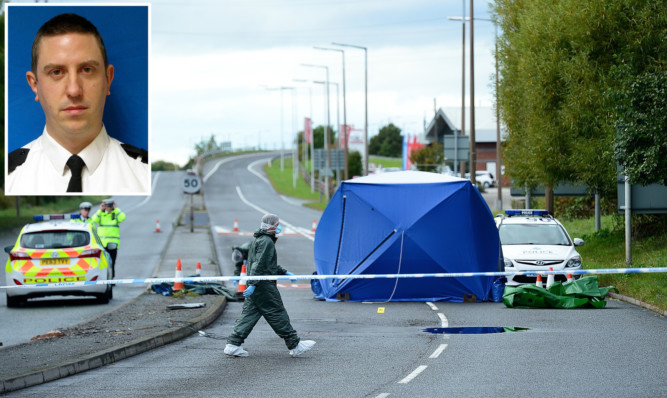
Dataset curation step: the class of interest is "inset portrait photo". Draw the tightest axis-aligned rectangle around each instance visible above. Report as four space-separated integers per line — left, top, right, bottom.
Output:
5 4 150 196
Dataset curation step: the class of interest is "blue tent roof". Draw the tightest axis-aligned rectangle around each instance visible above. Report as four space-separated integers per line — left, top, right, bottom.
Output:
313 171 501 302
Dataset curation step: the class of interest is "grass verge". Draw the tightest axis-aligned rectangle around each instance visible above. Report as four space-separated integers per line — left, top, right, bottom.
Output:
263 158 327 211
561 215 666 311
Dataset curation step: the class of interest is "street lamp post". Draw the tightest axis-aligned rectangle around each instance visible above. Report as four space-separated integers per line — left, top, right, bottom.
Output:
314 80 340 185
469 0 477 187
332 42 368 175
301 64 332 199
314 47 348 180
448 12 502 209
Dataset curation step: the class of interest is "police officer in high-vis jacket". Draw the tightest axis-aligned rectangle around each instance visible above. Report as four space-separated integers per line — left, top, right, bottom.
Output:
91 199 125 277
75 201 93 223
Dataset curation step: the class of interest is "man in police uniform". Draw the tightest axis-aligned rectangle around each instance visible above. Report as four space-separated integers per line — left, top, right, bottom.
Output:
6 13 148 195
76 201 93 223
91 199 125 277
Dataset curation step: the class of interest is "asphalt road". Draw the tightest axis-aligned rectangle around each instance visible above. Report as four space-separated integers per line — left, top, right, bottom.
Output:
0 171 186 347
4 153 667 397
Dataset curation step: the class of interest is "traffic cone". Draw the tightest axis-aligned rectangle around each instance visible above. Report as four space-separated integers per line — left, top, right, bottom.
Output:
535 273 543 288
546 267 555 289
196 261 202 276
155 220 161 233
174 259 184 292
567 273 574 283
237 264 247 294
312 219 317 232
233 219 239 232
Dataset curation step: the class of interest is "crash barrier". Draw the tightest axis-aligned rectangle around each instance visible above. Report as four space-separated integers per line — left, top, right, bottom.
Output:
1 267 666 290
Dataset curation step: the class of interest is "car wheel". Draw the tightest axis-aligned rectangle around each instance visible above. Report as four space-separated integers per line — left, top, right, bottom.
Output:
483 182 490 189
96 286 112 304
6 294 24 308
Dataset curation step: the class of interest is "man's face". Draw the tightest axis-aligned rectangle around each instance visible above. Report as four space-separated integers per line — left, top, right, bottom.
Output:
80 208 90 217
26 33 114 146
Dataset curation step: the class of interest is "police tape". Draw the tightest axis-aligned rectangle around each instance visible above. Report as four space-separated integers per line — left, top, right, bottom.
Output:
1 267 666 289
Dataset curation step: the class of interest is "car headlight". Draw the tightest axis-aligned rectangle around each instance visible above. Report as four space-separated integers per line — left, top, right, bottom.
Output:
566 256 581 268
504 257 514 268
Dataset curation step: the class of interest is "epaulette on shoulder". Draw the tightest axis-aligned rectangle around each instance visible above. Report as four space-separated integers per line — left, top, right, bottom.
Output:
121 144 148 164
8 148 30 173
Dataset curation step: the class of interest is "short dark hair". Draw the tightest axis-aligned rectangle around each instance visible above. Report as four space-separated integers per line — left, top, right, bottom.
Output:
31 13 109 75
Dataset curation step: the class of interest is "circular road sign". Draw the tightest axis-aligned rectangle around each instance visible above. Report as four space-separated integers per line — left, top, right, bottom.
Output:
183 174 201 194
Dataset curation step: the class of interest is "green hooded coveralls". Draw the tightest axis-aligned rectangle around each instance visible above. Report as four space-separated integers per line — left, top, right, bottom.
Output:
227 229 300 350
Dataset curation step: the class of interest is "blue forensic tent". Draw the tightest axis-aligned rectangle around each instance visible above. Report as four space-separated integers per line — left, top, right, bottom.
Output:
313 171 501 302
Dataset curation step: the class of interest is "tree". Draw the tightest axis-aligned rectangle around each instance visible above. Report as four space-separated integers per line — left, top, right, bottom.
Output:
493 0 665 210
613 71 667 186
409 143 443 173
348 151 362 177
151 160 181 171
369 123 403 157
312 125 336 150
194 134 222 156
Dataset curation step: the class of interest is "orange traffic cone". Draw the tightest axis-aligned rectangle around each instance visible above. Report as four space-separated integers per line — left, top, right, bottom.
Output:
155 220 161 233
546 267 555 289
174 259 184 291
312 219 317 232
567 273 574 283
238 263 247 294
535 273 543 288
233 219 239 232
196 261 201 276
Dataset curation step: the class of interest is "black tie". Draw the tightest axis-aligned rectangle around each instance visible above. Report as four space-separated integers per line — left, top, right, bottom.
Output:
66 155 85 192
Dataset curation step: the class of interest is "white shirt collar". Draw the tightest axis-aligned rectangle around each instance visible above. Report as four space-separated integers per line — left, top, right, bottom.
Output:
42 126 109 175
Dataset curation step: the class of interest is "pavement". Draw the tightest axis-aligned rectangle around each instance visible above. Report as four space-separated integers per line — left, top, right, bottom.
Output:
0 193 231 394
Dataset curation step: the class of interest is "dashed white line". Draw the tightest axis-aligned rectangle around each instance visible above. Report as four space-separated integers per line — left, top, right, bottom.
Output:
429 344 448 359
398 365 428 384
438 313 448 328
375 394 390 398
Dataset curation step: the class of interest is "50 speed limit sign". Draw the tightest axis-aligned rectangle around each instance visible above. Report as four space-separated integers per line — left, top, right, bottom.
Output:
183 174 201 194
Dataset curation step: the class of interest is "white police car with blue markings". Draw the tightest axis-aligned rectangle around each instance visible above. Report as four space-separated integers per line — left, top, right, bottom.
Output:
495 209 584 286
4 214 114 307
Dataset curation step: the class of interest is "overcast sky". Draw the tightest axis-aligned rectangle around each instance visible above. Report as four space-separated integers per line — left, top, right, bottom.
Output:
10 0 499 166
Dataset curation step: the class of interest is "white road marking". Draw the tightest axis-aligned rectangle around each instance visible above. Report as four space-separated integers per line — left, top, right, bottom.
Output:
398 365 428 384
429 344 448 359
247 157 272 186
438 313 448 328
426 302 438 311
123 172 160 213
235 186 314 241
375 394 390 398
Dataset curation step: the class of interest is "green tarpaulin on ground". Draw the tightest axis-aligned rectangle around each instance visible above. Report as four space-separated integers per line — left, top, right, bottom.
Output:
502 276 618 309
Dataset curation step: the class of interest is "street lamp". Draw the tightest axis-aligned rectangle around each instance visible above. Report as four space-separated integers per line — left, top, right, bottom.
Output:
301 64 332 199
332 42 368 175
314 46 348 180
448 12 466 177
447 14 502 209
314 80 341 186
293 79 315 192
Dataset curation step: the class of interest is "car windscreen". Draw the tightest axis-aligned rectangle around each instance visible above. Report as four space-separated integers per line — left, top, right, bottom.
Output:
20 231 90 249
499 224 570 245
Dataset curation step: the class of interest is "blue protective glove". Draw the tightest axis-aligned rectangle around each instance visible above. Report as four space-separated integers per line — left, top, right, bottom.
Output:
243 285 256 298
286 271 297 283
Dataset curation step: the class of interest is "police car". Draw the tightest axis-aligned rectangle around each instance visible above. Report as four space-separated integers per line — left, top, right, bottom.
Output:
495 209 584 286
4 214 114 307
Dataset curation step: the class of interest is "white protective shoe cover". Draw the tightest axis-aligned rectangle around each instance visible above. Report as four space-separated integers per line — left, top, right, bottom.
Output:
224 344 249 357
289 340 316 357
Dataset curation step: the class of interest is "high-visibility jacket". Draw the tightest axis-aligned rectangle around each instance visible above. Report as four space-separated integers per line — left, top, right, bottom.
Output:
91 208 126 247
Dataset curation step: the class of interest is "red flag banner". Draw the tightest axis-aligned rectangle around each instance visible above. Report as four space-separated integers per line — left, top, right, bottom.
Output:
304 117 313 144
